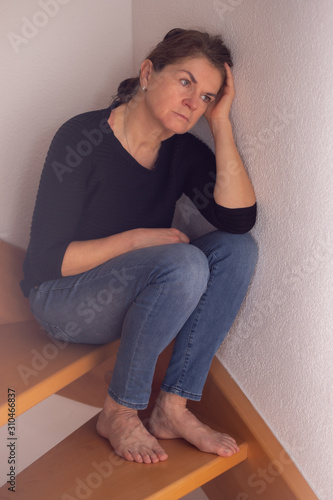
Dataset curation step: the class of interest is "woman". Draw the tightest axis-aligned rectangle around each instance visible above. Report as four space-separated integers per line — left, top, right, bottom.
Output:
21 28 257 464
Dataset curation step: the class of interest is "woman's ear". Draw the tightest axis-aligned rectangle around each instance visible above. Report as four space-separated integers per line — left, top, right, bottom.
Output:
140 59 154 88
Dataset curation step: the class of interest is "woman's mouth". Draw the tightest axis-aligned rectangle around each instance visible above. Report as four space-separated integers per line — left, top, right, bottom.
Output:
174 112 189 122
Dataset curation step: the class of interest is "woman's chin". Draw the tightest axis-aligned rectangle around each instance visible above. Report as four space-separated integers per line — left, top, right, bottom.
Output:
163 119 191 135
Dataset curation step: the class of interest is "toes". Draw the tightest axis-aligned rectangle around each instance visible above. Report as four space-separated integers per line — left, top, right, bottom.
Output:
147 448 165 463
154 447 168 461
131 450 146 463
121 447 151 464
221 433 238 446
223 444 240 455
140 450 154 464
121 449 136 462
215 443 234 457
201 432 240 457
220 449 234 457
217 441 240 457
217 433 240 454
124 448 157 464
136 446 168 464
123 446 168 464
148 451 160 464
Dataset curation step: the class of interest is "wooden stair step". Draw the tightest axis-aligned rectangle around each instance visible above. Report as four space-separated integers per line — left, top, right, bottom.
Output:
0 240 34 325
0 319 119 426
0 414 247 500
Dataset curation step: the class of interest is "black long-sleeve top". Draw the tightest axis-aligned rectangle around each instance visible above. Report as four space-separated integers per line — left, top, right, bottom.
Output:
21 104 256 296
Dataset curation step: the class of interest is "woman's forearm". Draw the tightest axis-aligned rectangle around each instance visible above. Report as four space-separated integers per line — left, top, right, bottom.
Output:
61 231 137 276
212 119 256 208
204 63 256 209
61 228 189 277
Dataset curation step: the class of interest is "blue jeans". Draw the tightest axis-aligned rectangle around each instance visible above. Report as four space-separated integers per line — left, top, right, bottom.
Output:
29 231 258 410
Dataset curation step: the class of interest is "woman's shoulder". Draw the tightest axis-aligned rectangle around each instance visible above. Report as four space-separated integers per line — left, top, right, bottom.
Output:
54 106 112 141
41 106 113 183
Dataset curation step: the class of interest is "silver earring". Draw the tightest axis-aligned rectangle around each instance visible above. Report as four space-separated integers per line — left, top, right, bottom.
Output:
142 85 147 92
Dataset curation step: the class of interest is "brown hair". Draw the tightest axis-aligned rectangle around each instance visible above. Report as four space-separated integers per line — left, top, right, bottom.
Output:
113 28 233 104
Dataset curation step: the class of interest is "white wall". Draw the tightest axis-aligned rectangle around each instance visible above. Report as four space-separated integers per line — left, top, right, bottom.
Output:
0 0 133 248
132 1 333 499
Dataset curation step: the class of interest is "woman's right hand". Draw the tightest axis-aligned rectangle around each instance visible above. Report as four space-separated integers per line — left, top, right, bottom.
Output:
132 228 190 249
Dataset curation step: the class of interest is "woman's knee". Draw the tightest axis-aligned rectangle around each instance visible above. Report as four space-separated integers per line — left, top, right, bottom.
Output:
157 243 210 299
225 232 258 271
182 244 210 290
231 232 258 267
193 230 258 271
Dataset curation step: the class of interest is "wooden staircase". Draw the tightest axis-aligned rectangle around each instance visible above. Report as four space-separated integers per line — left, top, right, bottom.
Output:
0 240 318 500
0 240 247 499
0 415 247 500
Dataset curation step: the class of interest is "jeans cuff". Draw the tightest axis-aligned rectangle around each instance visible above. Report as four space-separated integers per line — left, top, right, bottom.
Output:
160 384 202 401
107 388 149 410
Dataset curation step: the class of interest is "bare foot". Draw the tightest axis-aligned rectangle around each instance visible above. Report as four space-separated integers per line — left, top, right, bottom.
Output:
96 394 168 464
149 391 240 457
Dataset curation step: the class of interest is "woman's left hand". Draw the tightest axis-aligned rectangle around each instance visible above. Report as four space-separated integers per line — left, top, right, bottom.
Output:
204 63 235 131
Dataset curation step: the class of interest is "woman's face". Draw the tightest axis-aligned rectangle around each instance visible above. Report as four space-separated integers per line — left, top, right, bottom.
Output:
142 56 223 135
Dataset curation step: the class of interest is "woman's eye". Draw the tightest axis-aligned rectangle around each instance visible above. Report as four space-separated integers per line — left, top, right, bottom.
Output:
180 79 190 87
201 95 212 104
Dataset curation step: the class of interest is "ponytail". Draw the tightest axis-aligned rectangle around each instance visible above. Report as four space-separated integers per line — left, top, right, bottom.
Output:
112 77 140 105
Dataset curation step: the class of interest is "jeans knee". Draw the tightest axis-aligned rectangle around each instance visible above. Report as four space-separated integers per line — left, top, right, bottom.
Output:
224 233 258 271
170 244 210 300
238 233 258 267
186 245 210 292
194 230 258 274
229 234 258 282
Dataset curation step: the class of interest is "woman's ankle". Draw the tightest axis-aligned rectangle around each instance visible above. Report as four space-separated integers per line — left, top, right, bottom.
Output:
102 393 138 416
155 390 187 410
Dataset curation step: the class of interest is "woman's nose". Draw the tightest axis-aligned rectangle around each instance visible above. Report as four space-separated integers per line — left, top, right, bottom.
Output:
183 93 199 111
